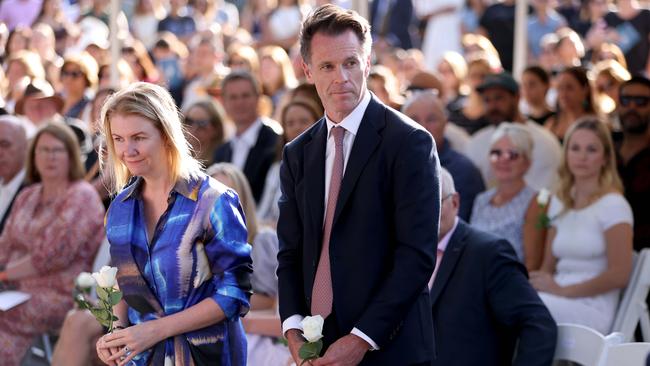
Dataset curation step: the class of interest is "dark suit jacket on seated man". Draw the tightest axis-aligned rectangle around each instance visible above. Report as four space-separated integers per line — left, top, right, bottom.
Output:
277 5 440 366
430 168 557 366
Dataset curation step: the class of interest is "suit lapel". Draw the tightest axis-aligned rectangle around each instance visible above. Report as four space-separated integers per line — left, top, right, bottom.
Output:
303 119 327 246
430 221 469 305
333 96 384 225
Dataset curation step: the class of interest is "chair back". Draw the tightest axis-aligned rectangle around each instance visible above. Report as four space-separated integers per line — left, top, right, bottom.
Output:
611 249 650 341
553 323 607 365
602 342 650 366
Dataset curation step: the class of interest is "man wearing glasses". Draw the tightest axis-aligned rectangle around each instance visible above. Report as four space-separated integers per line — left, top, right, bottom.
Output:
616 75 650 252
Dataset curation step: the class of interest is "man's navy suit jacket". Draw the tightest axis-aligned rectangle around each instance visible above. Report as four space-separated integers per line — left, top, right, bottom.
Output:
277 95 440 365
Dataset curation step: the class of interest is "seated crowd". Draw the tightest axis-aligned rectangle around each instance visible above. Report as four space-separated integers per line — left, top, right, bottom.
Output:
0 0 649 365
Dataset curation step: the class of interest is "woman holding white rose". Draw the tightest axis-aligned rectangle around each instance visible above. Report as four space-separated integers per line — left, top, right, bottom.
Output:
0 122 105 366
95 82 253 366
530 117 633 334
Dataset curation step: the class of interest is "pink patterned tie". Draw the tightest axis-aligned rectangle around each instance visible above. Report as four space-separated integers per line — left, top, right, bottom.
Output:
311 126 345 318
428 249 445 290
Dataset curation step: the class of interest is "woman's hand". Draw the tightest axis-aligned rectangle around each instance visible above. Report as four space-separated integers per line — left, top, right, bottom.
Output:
530 271 564 296
95 336 121 366
101 322 164 365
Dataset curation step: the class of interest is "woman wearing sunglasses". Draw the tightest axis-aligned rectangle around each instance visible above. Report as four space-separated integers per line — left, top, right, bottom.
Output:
470 123 546 271
182 99 230 167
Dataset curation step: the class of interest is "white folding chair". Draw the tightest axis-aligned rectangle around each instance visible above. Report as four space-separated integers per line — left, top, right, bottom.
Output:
553 323 608 366
611 249 650 342
601 342 650 366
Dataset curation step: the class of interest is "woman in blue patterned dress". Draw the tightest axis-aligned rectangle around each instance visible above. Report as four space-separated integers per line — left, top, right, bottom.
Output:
94 82 253 366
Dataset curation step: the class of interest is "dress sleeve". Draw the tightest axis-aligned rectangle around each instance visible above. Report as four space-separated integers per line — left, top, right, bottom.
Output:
31 182 105 273
547 195 563 227
205 190 253 321
597 194 633 231
250 229 279 297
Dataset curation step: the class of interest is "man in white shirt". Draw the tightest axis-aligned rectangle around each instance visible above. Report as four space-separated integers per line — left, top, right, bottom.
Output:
464 72 562 191
213 71 281 203
0 115 28 234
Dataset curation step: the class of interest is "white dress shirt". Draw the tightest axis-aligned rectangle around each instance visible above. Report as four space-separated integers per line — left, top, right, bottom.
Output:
230 118 264 171
0 169 25 222
282 91 381 350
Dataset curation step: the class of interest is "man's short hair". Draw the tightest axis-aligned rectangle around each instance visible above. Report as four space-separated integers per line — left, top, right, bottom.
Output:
221 70 261 96
619 75 650 94
299 4 372 64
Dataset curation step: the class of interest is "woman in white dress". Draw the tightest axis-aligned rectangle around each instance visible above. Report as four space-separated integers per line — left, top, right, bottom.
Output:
530 117 633 334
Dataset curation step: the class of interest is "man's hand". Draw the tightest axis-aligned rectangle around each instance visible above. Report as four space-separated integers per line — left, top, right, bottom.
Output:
312 334 369 366
286 328 307 365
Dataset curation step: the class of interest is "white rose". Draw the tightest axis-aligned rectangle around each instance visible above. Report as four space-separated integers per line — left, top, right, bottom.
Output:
537 188 551 206
76 272 96 288
301 315 324 343
92 266 118 288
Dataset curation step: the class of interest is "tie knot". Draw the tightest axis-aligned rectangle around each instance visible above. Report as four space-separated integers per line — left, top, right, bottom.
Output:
331 126 345 147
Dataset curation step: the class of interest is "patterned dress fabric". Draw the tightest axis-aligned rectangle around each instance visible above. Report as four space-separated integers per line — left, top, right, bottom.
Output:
470 186 536 262
106 174 252 366
0 181 105 366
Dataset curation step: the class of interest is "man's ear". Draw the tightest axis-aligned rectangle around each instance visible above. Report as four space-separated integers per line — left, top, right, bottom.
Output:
302 60 313 83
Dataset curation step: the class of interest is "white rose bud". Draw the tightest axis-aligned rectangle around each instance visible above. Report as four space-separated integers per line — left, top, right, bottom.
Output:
92 266 118 288
537 188 551 206
301 315 324 343
76 272 96 288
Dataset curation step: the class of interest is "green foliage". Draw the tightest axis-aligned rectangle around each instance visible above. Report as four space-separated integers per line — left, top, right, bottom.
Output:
299 340 323 365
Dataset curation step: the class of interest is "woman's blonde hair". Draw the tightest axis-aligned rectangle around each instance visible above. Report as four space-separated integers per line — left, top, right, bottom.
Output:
100 82 202 194
258 45 298 94
26 122 85 183
556 116 623 210
206 163 258 243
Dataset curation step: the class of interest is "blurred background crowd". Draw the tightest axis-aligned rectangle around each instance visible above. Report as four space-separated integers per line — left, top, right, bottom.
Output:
0 0 649 365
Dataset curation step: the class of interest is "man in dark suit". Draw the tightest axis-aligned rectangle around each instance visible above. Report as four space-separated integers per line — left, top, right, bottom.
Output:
213 71 280 203
0 115 28 235
278 5 440 366
430 168 557 366
370 0 415 49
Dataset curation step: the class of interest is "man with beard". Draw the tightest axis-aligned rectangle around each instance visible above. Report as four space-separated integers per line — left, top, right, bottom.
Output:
465 72 562 190
617 75 650 251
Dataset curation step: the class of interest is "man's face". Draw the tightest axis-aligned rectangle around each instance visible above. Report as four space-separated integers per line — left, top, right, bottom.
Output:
619 83 650 135
302 30 370 123
221 78 259 127
0 123 27 182
404 96 446 146
481 87 519 125
23 97 59 125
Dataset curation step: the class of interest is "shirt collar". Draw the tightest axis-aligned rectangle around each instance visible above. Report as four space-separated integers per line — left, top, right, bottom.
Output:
233 118 263 147
122 175 201 202
325 90 371 137
438 217 459 252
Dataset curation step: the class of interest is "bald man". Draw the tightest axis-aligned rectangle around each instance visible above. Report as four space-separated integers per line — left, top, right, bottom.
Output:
403 91 485 220
0 115 28 234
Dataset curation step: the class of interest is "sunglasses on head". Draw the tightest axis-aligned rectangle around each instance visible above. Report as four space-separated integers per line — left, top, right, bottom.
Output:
184 117 211 128
620 95 650 107
489 149 521 162
61 70 84 79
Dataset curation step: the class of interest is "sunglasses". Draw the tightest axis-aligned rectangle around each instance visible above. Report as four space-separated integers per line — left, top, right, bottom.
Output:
620 95 650 107
184 117 211 128
61 70 84 79
489 149 521 162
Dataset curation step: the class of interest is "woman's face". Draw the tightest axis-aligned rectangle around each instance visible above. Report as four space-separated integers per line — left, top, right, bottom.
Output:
566 128 606 181
110 114 168 179
437 60 459 94
595 73 619 103
467 63 490 89
44 0 60 16
6 60 27 87
34 133 70 182
60 63 87 94
521 72 548 105
283 104 315 142
260 57 282 89
489 136 530 182
228 56 252 73
8 32 29 54
184 105 218 152
557 72 588 111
